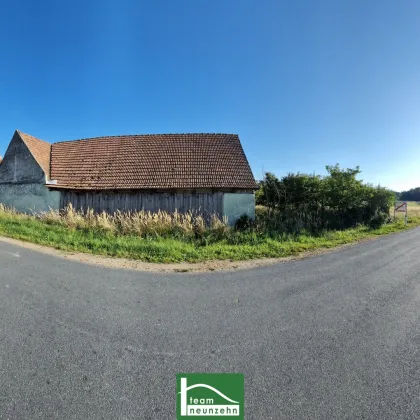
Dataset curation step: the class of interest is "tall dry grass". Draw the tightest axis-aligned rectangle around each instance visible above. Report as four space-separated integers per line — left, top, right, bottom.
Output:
29 204 230 239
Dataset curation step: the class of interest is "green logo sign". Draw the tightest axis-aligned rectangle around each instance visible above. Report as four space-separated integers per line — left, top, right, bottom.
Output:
176 373 244 419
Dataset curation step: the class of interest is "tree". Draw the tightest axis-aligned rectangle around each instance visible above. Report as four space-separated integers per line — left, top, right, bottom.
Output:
256 164 394 232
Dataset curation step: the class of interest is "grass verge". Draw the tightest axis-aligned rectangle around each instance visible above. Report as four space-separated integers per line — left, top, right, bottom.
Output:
0 211 418 263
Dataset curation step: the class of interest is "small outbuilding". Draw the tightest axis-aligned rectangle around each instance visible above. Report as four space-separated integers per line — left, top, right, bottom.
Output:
0 130 257 224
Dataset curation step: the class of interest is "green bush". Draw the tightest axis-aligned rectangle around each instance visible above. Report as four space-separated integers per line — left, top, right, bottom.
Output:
234 214 254 231
255 164 395 233
368 212 390 229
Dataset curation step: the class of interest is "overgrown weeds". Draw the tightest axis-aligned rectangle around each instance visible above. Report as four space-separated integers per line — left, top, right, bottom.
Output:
32 204 230 242
0 203 417 263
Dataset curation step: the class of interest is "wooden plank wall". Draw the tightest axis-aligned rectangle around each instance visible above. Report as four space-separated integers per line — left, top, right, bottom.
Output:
60 190 224 216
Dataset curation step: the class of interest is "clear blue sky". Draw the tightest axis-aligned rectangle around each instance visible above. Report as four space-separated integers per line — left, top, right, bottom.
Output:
1 0 419 191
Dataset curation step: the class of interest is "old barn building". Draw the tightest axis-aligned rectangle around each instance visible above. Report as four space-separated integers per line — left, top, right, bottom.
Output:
0 130 257 224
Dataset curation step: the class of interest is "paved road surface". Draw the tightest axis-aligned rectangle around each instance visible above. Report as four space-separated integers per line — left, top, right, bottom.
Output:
1 229 420 419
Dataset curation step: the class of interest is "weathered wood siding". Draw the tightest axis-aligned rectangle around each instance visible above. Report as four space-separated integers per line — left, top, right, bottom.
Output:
59 190 224 216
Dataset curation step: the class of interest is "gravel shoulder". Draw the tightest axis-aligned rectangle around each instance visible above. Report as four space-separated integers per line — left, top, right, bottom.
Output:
0 233 390 273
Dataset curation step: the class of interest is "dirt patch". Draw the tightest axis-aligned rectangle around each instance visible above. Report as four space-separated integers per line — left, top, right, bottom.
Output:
0 234 383 273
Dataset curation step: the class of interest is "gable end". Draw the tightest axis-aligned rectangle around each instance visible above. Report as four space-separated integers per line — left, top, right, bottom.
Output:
0 131 48 184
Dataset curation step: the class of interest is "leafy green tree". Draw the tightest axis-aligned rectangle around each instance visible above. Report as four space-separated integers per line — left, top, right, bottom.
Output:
257 164 394 233
400 187 420 201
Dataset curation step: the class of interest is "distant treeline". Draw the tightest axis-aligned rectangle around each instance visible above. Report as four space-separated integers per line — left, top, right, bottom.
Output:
395 188 420 202
256 164 395 232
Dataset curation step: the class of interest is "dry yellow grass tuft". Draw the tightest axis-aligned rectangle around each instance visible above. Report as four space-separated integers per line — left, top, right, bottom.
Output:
31 203 228 238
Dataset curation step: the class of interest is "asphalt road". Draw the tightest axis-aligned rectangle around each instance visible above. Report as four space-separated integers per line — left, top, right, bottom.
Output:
1 229 420 419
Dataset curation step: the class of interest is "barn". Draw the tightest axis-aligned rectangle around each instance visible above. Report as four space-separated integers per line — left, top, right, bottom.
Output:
0 130 257 224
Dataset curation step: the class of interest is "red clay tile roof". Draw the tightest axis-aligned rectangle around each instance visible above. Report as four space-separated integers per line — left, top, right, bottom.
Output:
49 134 257 190
17 130 51 177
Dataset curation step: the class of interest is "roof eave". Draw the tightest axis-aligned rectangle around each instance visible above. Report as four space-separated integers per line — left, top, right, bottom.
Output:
46 185 258 191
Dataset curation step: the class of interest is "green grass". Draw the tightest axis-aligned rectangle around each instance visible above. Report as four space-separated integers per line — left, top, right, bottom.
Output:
0 211 418 263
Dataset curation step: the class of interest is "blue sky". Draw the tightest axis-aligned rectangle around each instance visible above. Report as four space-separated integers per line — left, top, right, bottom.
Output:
1 0 419 191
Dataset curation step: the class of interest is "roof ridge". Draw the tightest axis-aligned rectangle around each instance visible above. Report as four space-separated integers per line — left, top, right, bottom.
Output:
53 133 239 145
16 129 51 145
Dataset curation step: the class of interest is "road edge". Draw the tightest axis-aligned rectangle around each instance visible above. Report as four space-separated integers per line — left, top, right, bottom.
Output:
0 230 412 273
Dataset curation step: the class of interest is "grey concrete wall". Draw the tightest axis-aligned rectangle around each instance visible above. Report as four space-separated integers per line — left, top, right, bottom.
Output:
0 184 60 213
222 193 255 225
0 132 60 213
0 132 46 183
